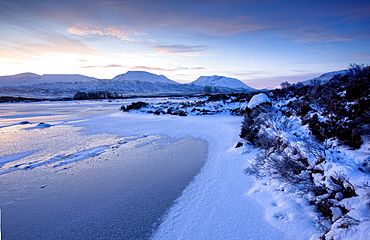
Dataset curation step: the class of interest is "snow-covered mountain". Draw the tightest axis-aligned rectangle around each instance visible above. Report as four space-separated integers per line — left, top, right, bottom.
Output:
300 70 350 85
0 71 204 98
0 71 256 98
190 75 254 91
112 71 179 84
0 73 98 87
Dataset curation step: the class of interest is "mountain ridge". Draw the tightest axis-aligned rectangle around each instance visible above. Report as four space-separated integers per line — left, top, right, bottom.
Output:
190 75 254 90
0 71 255 98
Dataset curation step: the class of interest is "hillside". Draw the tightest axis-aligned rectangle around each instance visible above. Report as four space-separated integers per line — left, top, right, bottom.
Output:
299 70 350 85
112 71 179 84
241 64 370 240
190 75 254 91
0 73 98 87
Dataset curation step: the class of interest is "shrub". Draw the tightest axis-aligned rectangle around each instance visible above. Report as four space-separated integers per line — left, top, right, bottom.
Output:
120 101 148 111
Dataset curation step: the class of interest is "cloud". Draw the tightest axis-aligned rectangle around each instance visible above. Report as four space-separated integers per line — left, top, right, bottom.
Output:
203 15 271 35
68 23 142 41
233 71 271 77
159 15 271 36
129 66 174 72
173 67 205 70
78 64 205 72
154 44 208 55
0 35 96 62
129 66 205 72
353 55 370 60
282 25 352 43
0 6 97 61
80 64 126 68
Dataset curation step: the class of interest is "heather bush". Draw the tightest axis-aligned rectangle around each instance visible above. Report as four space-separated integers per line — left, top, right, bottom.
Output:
120 101 148 111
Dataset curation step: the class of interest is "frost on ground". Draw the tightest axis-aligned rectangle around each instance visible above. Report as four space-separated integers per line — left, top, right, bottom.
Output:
241 65 370 240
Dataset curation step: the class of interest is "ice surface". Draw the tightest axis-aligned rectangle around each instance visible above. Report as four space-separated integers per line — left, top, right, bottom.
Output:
0 150 38 167
0 100 209 239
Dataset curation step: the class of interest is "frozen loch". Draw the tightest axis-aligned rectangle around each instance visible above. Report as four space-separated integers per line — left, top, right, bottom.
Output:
0 99 320 240
0 100 207 239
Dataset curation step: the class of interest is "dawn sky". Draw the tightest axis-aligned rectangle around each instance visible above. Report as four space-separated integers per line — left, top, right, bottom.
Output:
1 0 369 88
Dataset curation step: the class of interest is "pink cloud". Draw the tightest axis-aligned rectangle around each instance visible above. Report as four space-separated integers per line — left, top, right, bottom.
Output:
154 44 208 55
80 64 126 68
285 26 352 43
129 66 205 72
353 55 370 60
68 23 142 41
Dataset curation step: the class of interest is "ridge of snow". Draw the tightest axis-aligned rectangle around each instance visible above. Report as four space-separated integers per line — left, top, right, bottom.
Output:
112 71 179 84
191 75 254 90
247 93 271 109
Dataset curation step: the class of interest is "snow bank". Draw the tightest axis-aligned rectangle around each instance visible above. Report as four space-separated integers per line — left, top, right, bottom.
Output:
247 93 271 109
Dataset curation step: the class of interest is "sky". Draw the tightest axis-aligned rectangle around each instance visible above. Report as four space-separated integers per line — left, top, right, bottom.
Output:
0 0 369 89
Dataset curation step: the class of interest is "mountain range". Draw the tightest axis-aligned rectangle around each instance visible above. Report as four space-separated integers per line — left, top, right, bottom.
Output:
0 69 349 98
0 71 255 98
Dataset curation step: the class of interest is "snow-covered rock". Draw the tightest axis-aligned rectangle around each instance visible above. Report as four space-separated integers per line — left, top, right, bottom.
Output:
190 75 254 91
112 71 179 84
247 93 271 109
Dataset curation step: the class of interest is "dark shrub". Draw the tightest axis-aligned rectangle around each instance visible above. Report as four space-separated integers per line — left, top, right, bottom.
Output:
120 101 148 111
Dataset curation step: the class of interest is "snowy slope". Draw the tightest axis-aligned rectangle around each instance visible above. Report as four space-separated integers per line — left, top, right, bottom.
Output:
0 71 202 98
190 75 254 91
0 73 99 87
301 70 350 85
112 71 179 84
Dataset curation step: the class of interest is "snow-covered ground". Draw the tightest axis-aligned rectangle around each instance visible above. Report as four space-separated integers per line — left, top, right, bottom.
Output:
0 98 322 239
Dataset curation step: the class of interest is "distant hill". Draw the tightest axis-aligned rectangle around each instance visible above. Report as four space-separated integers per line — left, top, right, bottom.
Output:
190 75 254 91
300 70 350 85
112 71 179 84
0 73 98 87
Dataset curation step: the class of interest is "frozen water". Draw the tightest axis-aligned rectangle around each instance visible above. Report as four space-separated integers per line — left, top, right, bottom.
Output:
0 100 207 239
0 99 320 240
